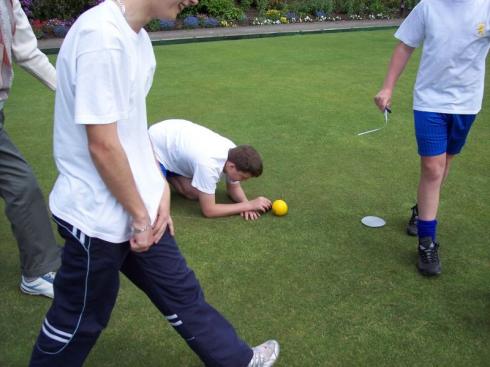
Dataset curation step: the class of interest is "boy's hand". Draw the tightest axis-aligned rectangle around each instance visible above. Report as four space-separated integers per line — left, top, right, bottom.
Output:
130 218 154 252
241 210 261 221
152 183 175 243
374 89 392 112
248 196 272 213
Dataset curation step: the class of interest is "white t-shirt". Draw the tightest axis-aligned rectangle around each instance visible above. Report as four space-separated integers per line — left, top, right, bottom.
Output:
395 0 490 114
49 0 164 243
149 119 236 195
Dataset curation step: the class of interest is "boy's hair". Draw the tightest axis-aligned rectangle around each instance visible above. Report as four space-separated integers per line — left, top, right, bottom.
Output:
227 145 263 177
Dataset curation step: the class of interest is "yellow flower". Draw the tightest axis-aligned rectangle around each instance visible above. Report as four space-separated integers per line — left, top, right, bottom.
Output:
477 22 485 36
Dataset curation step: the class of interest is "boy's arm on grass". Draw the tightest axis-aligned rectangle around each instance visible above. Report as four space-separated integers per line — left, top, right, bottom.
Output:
227 181 263 221
374 41 415 111
198 192 271 218
226 181 248 203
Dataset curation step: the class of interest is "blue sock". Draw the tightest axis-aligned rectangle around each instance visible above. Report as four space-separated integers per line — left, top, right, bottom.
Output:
417 219 437 242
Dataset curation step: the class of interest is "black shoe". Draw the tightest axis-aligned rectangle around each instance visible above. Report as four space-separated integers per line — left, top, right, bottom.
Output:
417 237 441 276
407 204 418 236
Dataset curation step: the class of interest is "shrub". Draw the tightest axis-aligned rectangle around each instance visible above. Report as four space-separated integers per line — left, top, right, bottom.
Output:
29 0 86 20
238 0 253 11
53 24 69 38
183 16 200 29
20 0 34 18
31 19 45 39
269 0 287 10
287 0 333 16
159 19 177 30
189 0 245 21
284 11 298 22
202 16 220 28
144 19 161 32
265 9 281 21
41 18 72 37
254 0 270 16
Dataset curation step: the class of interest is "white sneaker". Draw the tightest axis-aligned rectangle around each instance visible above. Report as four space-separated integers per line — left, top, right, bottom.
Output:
247 340 280 367
20 272 55 298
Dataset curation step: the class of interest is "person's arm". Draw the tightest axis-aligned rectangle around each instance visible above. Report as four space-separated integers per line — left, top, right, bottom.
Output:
227 181 263 221
11 0 56 90
374 41 415 111
198 191 271 218
86 123 153 252
226 181 248 203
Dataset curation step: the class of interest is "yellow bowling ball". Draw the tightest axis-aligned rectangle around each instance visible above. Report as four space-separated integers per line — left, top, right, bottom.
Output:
272 199 288 216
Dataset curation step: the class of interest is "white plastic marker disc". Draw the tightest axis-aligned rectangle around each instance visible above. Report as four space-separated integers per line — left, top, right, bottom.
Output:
361 216 386 228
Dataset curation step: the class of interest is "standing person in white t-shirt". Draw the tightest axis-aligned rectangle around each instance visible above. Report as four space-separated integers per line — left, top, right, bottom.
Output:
149 119 272 220
29 1 279 366
374 0 490 276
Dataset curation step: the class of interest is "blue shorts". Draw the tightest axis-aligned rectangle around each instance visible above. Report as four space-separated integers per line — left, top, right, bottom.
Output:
159 162 180 178
414 110 476 157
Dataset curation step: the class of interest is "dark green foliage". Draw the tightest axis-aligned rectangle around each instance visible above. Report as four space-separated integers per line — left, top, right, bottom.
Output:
238 0 253 11
144 19 161 33
180 0 245 21
287 0 334 15
254 0 270 15
29 0 94 20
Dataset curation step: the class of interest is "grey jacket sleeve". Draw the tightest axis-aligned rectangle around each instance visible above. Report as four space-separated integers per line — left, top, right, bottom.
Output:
11 0 56 91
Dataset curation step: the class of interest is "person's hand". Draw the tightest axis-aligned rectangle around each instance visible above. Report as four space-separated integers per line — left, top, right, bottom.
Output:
241 210 261 221
152 190 175 243
248 197 272 213
130 219 153 252
374 88 392 112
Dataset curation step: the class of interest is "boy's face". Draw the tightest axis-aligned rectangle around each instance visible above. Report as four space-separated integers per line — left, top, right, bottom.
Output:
154 0 198 20
225 162 252 182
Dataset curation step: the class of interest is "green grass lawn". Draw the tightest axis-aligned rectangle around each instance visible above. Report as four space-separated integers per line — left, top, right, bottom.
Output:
1 29 489 366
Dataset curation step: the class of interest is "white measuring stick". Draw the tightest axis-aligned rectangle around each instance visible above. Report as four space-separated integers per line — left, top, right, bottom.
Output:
358 108 391 136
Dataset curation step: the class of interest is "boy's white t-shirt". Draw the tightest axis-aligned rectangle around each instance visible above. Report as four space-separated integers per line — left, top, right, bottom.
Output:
395 0 490 114
149 119 236 195
49 0 164 243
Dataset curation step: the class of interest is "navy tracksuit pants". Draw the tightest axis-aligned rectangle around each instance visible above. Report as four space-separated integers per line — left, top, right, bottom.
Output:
29 217 253 367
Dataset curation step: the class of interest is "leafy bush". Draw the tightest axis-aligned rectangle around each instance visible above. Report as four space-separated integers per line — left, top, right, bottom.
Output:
238 0 253 11
284 11 298 22
30 19 45 39
368 0 385 14
20 0 34 18
268 0 287 10
41 18 73 38
144 19 161 32
265 9 281 21
202 16 220 27
288 0 333 15
206 0 243 20
159 19 177 30
183 16 200 29
28 0 87 20
254 0 270 15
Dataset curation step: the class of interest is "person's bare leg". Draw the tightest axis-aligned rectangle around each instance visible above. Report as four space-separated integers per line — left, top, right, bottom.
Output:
417 154 447 221
167 176 200 200
416 153 446 276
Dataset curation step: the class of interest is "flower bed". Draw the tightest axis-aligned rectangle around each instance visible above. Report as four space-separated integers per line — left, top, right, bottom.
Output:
21 0 406 39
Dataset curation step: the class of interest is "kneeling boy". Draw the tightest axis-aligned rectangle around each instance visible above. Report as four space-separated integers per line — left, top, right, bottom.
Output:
149 119 271 220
